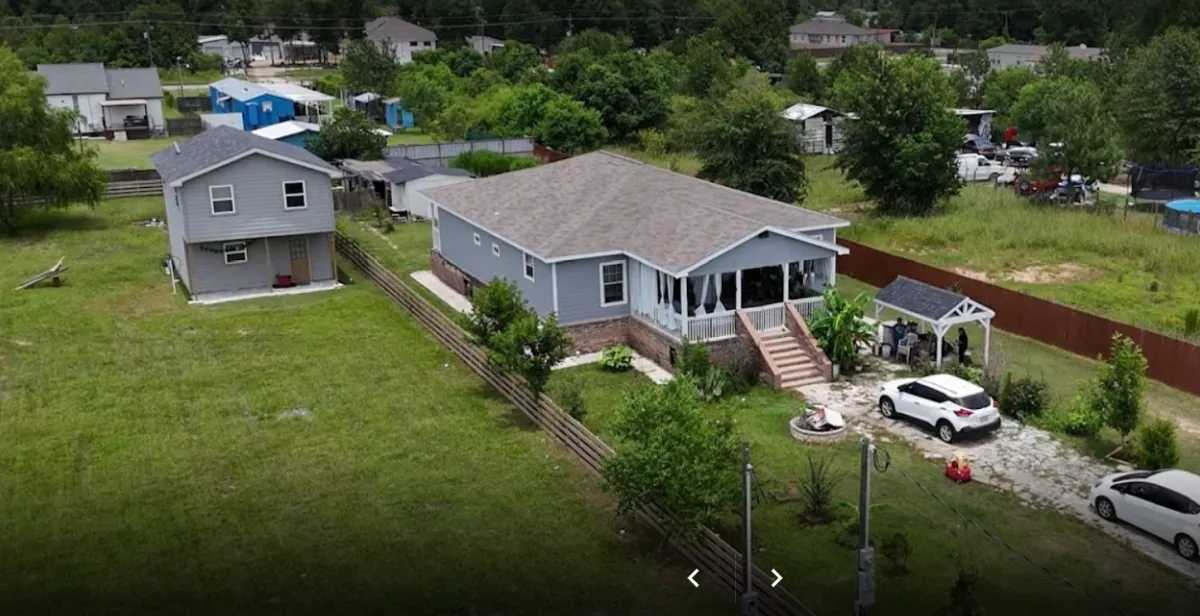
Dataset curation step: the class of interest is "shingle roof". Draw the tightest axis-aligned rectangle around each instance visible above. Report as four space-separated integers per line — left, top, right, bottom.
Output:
36 63 109 95
874 276 968 322
789 19 871 36
149 125 338 185
366 17 437 42
421 151 848 273
106 68 163 99
342 157 469 184
987 43 1105 61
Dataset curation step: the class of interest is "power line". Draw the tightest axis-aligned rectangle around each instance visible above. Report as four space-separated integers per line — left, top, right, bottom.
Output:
0 15 719 32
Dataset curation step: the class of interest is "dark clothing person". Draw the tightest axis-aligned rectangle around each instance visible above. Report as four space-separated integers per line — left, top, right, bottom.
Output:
892 319 907 356
957 328 969 364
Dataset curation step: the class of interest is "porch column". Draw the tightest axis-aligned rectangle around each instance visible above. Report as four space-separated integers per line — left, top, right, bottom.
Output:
782 263 789 303
827 256 837 288
265 237 273 282
983 319 992 365
678 276 688 339
735 270 742 310
935 325 946 366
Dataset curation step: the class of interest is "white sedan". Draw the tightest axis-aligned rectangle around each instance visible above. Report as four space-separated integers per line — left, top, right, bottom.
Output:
1090 469 1200 561
877 374 1001 443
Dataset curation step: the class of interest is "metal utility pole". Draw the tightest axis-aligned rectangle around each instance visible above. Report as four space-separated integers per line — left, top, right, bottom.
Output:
854 439 877 616
144 26 155 67
740 441 759 616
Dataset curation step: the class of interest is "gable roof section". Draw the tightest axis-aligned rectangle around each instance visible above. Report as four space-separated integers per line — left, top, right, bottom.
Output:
106 68 163 99
874 276 966 321
342 157 470 184
210 78 331 103
789 19 871 36
366 17 437 42
782 103 839 121
210 77 272 102
150 125 339 186
36 63 109 95
422 151 848 274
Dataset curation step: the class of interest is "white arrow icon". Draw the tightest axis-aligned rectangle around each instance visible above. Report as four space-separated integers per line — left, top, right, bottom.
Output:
687 569 699 587
771 569 783 587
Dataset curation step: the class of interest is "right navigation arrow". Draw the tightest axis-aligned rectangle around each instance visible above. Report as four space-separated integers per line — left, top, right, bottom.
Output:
771 569 783 587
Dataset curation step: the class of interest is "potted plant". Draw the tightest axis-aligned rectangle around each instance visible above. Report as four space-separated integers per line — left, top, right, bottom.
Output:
808 287 874 379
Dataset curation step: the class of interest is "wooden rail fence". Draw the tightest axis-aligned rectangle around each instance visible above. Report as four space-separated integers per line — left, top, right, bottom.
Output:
334 233 817 616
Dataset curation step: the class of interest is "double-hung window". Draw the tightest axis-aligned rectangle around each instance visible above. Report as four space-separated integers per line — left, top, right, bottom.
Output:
523 252 535 281
599 261 627 306
283 181 307 209
210 185 235 215
223 241 248 265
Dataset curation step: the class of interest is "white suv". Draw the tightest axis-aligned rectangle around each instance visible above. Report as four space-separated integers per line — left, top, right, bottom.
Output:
1090 469 1200 561
878 374 1001 443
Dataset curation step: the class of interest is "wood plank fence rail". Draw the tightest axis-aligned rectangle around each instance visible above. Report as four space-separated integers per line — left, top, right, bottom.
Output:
838 238 1200 397
333 233 817 616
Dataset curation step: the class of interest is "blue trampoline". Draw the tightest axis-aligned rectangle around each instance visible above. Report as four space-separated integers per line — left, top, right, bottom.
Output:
1163 199 1200 234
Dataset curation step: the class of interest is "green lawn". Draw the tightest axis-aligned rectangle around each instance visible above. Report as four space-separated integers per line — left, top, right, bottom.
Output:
88 136 183 170
158 69 224 85
552 366 1200 616
0 197 730 615
386 129 439 146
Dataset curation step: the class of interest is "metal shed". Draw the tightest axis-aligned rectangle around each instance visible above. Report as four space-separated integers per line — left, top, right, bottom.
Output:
873 276 995 365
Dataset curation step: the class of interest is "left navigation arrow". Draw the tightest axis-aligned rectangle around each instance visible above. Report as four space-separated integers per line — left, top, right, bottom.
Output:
687 569 700 588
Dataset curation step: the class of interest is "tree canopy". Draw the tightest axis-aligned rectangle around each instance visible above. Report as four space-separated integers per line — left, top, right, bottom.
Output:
305 107 386 161
1009 76 1122 180
1117 28 1200 164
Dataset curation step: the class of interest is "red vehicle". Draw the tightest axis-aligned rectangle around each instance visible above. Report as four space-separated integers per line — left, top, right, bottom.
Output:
1012 166 1064 197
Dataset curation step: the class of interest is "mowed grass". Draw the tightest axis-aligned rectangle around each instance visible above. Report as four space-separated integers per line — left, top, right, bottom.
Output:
844 185 1200 337
552 366 1200 616
0 197 730 615
88 136 183 170
386 129 439 145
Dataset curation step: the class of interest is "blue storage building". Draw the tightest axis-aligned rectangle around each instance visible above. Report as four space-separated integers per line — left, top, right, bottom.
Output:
384 98 415 129
251 121 322 149
209 78 334 131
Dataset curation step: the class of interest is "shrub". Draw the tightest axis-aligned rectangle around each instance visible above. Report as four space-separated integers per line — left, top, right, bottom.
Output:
1061 382 1103 437
677 339 711 379
696 365 732 402
998 375 1050 420
1184 308 1200 338
554 375 588 420
449 150 539 177
945 360 984 387
808 288 875 371
720 340 762 393
462 279 528 348
880 531 913 575
599 345 633 371
635 128 669 156
798 454 842 525
946 563 985 616
1136 418 1180 470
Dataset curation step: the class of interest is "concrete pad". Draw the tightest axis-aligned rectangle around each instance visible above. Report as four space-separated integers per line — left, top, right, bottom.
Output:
553 349 674 384
189 281 341 306
410 270 472 314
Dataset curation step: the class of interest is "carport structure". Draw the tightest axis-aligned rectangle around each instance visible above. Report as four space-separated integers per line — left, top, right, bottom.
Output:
873 276 995 366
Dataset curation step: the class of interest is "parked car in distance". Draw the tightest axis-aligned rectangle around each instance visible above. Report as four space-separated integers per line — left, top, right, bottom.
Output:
963 134 999 159
1000 145 1038 167
878 374 1001 443
957 153 1002 183
1090 469 1200 561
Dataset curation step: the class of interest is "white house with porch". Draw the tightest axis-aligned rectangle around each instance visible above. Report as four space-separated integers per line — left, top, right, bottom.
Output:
421 151 851 389
35 63 165 135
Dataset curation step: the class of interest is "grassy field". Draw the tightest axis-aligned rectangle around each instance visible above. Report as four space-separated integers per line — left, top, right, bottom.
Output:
158 69 224 85
552 366 1200 616
0 197 731 615
386 129 439 146
88 136 180 170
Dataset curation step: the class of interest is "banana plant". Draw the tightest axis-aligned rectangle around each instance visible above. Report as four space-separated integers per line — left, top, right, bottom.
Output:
807 287 875 371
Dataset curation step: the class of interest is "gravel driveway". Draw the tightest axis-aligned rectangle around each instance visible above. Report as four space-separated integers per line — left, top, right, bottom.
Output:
799 369 1200 584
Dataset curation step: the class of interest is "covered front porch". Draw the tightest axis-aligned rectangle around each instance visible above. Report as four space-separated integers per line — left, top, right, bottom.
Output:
630 257 836 342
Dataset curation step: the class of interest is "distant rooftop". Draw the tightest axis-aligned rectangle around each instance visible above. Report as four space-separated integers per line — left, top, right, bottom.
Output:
35 63 162 98
150 125 338 185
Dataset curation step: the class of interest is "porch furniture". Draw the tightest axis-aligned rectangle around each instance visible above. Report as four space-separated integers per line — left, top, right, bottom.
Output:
873 276 996 366
897 332 918 364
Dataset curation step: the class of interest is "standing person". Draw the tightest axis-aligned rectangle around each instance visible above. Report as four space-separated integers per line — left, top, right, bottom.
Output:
1004 126 1018 147
892 317 907 358
957 327 969 364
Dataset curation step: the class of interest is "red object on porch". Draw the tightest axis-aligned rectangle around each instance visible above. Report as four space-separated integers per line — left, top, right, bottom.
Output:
276 274 293 287
945 452 972 484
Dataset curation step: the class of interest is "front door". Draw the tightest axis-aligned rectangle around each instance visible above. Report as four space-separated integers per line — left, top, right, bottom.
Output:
289 237 311 284
824 123 834 152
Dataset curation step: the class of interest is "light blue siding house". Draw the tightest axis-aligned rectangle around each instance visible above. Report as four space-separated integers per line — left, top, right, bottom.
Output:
422 151 851 383
151 125 344 304
209 78 334 131
252 121 321 149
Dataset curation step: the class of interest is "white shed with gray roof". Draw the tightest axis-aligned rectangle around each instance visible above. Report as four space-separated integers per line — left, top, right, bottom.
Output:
422 151 851 343
35 63 164 134
365 17 437 64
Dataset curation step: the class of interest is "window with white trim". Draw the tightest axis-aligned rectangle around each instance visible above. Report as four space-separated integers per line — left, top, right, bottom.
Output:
473 232 481 245
283 181 307 209
600 261 626 306
209 185 235 215
223 241 248 265
523 252 535 281
492 242 500 257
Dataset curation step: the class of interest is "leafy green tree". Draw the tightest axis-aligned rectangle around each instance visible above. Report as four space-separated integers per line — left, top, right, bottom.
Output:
395 62 461 127
464 67 507 96
556 29 633 57
340 38 399 95
1009 77 1121 181
601 376 741 537
551 48 671 140
712 0 789 72
678 30 737 98
305 108 386 161
413 46 483 78
696 85 807 203
533 96 608 154
0 48 106 233
823 42 883 96
485 41 544 82
1117 29 1200 164
782 51 824 101
462 279 529 349
1095 334 1148 449
489 311 572 394
980 67 1040 128
834 51 963 216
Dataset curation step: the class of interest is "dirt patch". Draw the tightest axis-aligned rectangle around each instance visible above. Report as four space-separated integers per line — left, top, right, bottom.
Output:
1004 263 1097 284
953 267 991 282
9 339 32 347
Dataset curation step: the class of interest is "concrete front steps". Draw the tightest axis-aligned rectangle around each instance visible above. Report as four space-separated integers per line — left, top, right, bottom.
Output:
758 330 827 389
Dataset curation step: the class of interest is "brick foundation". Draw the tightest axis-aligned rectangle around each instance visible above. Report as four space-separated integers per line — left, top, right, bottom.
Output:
565 317 632 354
626 316 765 380
430 249 484 299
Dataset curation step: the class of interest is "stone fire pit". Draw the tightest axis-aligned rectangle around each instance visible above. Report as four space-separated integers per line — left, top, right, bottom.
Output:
789 405 850 444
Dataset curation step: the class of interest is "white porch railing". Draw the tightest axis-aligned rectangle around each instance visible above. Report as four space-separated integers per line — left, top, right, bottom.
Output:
685 312 738 341
789 296 826 320
743 304 787 332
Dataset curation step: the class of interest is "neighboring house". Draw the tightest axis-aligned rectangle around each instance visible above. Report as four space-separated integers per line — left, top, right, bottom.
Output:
342 158 471 219
150 125 344 304
789 14 892 49
252 121 322 148
36 63 165 134
365 17 437 63
987 43 1105 70
466 35 506 55
201 112 245 131
422 152 851 388
781 103 844 154
199 35 239 61
209 78 333 130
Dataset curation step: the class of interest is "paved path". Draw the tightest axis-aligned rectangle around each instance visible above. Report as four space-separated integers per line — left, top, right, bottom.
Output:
409 271 473 314
799 366 1200 584
1099 183 1128 196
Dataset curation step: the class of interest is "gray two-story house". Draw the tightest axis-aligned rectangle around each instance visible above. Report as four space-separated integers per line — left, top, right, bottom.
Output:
422 152 852 389
150 126 343 304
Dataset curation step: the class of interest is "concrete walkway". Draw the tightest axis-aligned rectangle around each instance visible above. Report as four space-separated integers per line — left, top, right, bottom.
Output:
410 271 472 314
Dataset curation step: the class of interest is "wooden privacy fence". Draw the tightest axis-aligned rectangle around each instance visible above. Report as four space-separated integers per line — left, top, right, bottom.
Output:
334 234 816 616
838 239 1200 396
